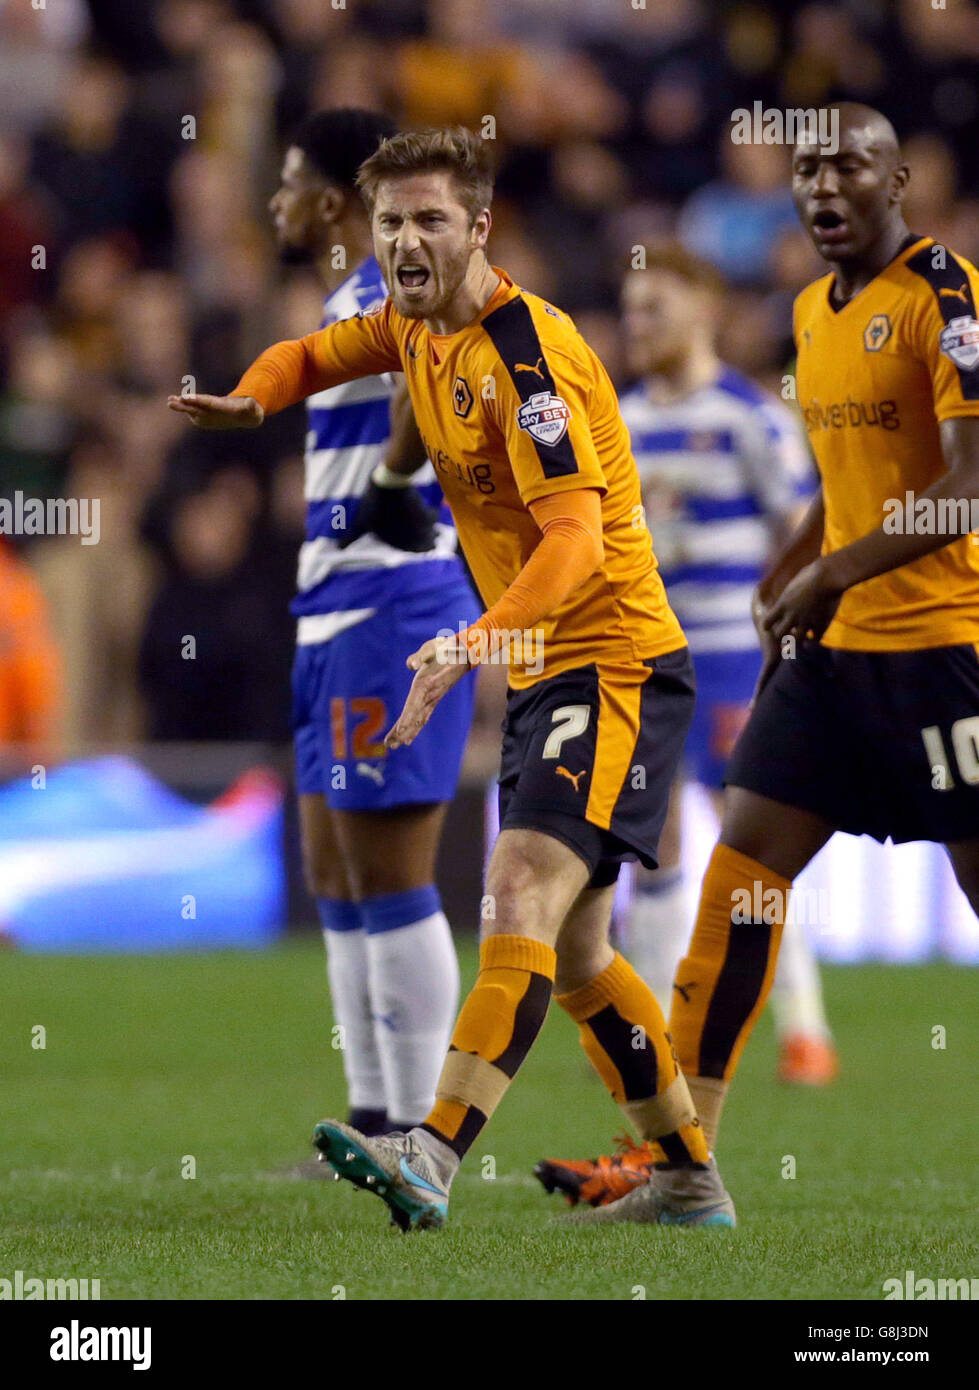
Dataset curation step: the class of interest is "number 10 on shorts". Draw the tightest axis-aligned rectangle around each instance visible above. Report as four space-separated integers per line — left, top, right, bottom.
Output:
922 717 979 790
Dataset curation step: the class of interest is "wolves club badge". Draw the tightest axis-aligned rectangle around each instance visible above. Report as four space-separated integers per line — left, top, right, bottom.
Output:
516 391 571 447
939 315 979 371
452 376 474 418
863 314 891 351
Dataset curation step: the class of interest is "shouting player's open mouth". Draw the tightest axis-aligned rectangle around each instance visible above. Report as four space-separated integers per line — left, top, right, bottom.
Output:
810 208 851 248
396 263 430 290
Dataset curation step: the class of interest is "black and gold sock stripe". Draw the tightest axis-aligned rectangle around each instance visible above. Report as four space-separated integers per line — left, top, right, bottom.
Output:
420 935 556 1161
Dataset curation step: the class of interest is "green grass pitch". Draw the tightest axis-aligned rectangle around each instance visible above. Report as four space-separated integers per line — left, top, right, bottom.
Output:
2 938 976 1300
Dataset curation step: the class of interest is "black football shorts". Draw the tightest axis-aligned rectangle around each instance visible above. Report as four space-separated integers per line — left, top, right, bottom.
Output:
726 640 979 844
497 648 696 886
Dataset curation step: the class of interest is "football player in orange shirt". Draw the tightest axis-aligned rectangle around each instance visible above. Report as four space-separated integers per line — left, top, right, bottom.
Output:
168 127 735 1232
629 104 979 1213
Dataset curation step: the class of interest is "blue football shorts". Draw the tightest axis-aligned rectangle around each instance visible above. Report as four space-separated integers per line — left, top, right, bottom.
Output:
293 580 479 811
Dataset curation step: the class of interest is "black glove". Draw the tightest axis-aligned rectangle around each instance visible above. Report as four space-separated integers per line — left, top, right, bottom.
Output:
337 476 438 552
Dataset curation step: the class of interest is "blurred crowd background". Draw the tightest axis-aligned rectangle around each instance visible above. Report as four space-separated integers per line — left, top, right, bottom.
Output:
2 0 979 765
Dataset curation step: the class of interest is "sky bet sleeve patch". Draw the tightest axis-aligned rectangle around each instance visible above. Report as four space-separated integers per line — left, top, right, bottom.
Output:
516 391 572 447
939 315 979 372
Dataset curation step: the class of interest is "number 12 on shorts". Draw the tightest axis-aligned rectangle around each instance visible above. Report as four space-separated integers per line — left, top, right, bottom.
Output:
331 697 388 761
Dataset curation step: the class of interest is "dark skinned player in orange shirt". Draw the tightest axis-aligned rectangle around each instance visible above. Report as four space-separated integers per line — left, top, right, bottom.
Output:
541 103 979 1225
168 127 735 1231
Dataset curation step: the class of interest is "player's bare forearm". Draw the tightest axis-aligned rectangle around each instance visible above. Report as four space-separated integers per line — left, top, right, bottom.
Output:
820 417 979 591
751 491 825 694
384 378 428 477
764 497 812 565
765 418 979 642
757 491 825 606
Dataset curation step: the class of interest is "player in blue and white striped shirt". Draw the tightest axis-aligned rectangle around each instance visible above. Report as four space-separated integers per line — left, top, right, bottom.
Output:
271 110 479 1142
619 244 838 1087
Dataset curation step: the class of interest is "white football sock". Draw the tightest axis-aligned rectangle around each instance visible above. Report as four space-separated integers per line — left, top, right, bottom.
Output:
627 869 691 1014
770 918 832 1040
316 899 386 1113
361 887 459 1127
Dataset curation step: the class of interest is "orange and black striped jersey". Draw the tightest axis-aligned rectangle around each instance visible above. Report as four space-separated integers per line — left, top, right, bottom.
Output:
238 268 685 686
794 234 979 651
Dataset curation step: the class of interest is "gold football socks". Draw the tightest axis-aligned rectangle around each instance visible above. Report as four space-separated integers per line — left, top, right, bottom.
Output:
557 952 709 1165
670 842 792 1148
420 935 556 1160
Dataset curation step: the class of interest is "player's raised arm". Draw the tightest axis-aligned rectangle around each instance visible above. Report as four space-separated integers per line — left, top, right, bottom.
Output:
167 305 402 429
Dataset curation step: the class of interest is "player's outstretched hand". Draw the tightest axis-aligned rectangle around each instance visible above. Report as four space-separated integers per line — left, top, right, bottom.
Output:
762 558 844 647
166 392 264 429
385 634 472 749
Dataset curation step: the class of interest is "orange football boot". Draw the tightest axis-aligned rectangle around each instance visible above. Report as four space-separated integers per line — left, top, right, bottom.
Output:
778 1034 840 1086
534 1134 657 1207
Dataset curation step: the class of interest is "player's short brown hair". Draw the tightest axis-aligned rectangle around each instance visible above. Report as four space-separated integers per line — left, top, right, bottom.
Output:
356 127 495 225
627 240 725 297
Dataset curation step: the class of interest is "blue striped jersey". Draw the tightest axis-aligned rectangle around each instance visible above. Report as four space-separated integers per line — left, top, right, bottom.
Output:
619 366 815 654
292 256 463 619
